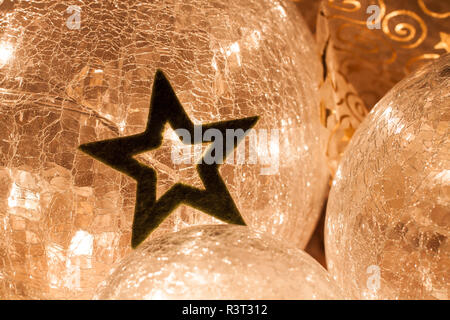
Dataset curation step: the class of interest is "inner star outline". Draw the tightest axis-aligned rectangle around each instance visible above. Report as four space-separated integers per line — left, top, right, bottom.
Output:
78 70 259 248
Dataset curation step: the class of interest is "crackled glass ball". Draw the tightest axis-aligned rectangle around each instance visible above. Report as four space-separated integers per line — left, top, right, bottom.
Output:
95 225 343 300
93 0 328 249
325 54 450 300
0 98 133 299
0 0 327 299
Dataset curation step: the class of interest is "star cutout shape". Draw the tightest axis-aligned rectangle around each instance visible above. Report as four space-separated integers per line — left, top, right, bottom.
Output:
434 32 450 53
79 70 259 248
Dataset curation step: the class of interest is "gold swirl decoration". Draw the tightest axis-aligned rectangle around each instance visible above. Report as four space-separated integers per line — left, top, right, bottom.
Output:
418 0 450 19
382 10 428 49
341 87 369 122
320 0 448 106
327 0 386 25
405 53 441 73
335 22 397 64
328 0 362 13
306 0 450 176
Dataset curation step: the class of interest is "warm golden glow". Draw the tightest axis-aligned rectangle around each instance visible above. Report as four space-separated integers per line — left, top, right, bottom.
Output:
325 55 450 300
0 0 328 299
0 42 13 67
95 225 344 300
434 32 450 53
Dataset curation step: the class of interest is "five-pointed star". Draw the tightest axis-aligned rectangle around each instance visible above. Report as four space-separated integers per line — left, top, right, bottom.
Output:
79 70 259 248
434 32 450 53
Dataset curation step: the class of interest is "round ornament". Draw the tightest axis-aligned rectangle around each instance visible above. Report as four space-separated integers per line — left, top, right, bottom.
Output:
325 54 450 300
0 0 328 298
95 225 343 300
0 98 133 299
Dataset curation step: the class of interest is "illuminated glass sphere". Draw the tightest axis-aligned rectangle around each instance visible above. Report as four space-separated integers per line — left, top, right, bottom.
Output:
0 0 328 298
101 0 329 249
0 100 133 299
325 54 450 300
95 225 343 300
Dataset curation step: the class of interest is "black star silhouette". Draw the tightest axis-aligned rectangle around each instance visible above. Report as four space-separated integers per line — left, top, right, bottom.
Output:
79 70 259 248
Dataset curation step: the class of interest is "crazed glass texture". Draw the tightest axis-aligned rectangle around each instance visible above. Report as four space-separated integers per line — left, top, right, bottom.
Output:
325 54 450 300
95 225 344 300
0 0 328 298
